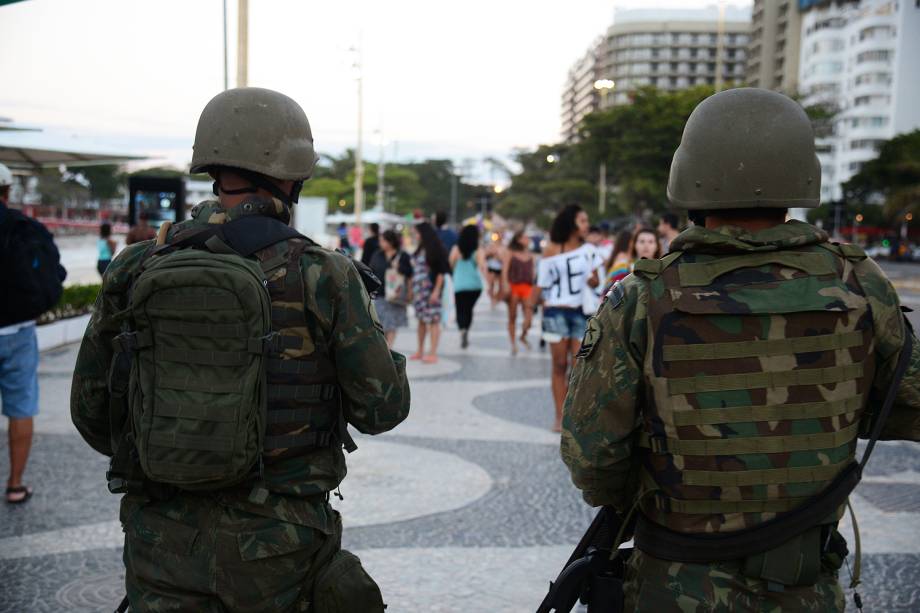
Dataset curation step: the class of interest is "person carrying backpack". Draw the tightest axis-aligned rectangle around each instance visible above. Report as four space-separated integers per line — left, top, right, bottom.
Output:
70 88 410 613
0 162 66 504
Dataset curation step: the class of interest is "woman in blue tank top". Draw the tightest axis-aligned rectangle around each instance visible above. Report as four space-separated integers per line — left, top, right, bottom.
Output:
449 225 486 349
97 222 116 277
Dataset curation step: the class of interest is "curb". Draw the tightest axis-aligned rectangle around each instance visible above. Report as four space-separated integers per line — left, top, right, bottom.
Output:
36 314 91 352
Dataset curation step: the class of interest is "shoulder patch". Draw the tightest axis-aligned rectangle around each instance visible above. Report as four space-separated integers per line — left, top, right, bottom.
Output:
576 316 602 359
605 281 626 310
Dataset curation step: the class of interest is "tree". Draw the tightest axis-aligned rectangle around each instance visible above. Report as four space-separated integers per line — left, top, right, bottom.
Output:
496 144 595 225
76 164 124 200
844 130 920 221
576 85 713 218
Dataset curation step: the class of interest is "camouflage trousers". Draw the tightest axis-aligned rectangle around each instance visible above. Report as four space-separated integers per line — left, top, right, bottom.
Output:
622 549 845 612
120 492 361 613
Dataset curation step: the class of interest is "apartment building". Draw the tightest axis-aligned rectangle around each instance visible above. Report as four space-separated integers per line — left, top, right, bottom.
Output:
798 0 920 203
560 7 751 141
560 38 604 143
746 0 803 91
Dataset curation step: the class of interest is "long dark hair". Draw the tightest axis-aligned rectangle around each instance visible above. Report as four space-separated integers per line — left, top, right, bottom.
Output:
508 230 526 252
100 222 112 239
549 204 583 244
381 229 401 252
605 229 632 271
415 222 449 272
457 225 479 259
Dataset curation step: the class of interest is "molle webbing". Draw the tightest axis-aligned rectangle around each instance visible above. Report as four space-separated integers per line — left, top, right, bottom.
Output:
267 384 336 402
677 252 835 286
672 396 862 426
154 402 238 422
158 376 244 394
155 320 248 338
639 421 859 456
148 431 234 453
155 346 253 367
660 497 811 515
662 331 864 362
667 363 863 395
680 458 852 487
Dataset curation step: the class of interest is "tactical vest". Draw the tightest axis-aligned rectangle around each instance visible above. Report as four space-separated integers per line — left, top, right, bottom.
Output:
253 237 341 465
633 244 876 538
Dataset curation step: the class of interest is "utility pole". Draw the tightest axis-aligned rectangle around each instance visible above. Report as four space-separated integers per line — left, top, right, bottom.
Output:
375 131 385 211
715 0 726 92
237 0 248 87
594 79 614 216
353 41 365 224
222 0 229 90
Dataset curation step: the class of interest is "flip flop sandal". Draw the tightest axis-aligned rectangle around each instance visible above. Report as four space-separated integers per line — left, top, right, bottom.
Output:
5 485 33 504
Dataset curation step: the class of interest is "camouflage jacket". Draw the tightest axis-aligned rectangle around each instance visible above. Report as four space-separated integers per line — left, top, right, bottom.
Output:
71 200 410 531
562 221 920 512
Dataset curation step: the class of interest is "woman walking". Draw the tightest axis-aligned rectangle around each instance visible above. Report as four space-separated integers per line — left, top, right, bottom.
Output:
536 204 601 432
501 230 536 355
449 225 486 349
369 229 414 348
411 222 451 363
97 222 116 277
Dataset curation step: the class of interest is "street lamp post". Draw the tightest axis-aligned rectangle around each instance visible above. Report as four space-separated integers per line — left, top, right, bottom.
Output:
593 79 615 216
352 43 364 225
854 213 863 245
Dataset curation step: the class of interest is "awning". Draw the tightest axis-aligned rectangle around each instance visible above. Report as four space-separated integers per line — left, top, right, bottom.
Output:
0 129 147 170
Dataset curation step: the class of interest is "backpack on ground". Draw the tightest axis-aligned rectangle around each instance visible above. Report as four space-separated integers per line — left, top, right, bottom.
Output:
0 209 66 327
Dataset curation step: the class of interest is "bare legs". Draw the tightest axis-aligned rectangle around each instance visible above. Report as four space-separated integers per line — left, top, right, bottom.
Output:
548 339 580 432
411 323 427 359
424 324 441 363
508 294 534 355
413 321 441 363
7 417 33 501
385 330 397 348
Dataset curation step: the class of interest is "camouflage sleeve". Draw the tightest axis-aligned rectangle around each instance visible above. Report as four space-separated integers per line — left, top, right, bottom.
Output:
561 275 646 510
324 254 410 435
70 243 148 456
855 257 920 441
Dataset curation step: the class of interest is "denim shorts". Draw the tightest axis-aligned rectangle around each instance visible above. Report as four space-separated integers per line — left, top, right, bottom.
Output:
542 307 588 343
0 325 40 419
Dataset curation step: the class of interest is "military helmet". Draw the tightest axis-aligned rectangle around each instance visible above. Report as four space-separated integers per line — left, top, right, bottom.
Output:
190 87 318 181
0 162 12 187
667 88 820 210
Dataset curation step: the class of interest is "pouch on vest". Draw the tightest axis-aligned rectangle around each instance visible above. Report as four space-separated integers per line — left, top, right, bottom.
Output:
311 549 385 613
127 249 273 490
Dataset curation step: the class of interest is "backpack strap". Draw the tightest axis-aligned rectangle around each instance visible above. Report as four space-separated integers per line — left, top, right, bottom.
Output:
633 251 682 279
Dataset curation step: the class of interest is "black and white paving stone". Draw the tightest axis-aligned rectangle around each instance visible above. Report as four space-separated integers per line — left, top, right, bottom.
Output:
1 303 919 612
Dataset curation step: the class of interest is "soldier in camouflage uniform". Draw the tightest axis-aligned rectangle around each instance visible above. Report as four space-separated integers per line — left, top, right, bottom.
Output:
71 88 410 612
561 88 920 611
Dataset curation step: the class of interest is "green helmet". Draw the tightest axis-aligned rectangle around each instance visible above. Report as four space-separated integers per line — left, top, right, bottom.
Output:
190 87 317 181
667 88 820 210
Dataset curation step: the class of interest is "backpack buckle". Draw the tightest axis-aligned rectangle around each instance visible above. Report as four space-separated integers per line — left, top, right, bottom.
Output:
649 435 669 454
653 492 672 512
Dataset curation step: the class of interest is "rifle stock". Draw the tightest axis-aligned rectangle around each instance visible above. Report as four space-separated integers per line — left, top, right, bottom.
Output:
536 507 630 613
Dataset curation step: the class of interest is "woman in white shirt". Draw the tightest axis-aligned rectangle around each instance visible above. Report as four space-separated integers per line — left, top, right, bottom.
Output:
535 204 601 432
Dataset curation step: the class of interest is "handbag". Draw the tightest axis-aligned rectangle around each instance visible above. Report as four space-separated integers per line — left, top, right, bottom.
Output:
384 253 410 306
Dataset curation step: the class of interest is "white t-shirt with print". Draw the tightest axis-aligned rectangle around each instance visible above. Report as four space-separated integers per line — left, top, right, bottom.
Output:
537 243 605 309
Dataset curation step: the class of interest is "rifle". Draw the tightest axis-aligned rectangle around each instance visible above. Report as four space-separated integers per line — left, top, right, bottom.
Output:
536 506 633 613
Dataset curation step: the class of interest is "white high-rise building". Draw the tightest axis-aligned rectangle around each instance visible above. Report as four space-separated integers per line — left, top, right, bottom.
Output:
799 0 920 204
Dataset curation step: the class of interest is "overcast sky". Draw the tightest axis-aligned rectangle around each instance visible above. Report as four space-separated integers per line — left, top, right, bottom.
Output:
0 0 751 175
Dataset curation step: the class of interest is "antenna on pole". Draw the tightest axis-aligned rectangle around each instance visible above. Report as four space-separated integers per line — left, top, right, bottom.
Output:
715 0 726 92
352 37 365 225
222 0 229 90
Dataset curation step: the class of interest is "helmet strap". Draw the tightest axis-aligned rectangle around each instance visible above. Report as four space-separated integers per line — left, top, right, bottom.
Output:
214 167 301 206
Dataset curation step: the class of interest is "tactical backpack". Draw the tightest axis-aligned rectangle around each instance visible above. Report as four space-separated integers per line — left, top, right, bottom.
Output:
0 209 66 327
108 214 377 495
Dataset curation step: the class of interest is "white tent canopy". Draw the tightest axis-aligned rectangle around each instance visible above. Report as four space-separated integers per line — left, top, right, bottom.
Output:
325 209 406 227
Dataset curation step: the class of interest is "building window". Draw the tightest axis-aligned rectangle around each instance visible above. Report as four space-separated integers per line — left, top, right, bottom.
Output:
856 50 893 63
